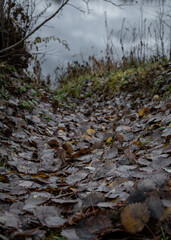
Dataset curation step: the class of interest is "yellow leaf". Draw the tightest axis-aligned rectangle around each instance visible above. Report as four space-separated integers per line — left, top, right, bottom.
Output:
33 195 38 199
89 161 93 167
121 203 149 234
106 137 112 144
82 134 92 140
35 37 41 43
163 142 169 148
138 108 146 117
86 129 95 135
58 130 64 135
160 206 171 221
109 181 115 187
133 141 141 146
82 134 87 138
45 130 52 137
138 108 150 117
92 149 97 153
33 172 47 178
148 122 162 130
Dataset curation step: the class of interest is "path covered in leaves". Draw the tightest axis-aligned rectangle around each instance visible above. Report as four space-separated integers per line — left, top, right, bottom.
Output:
0 68 171 239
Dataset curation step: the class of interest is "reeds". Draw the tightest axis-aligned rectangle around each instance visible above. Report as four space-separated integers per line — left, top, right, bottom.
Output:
58 1 171 83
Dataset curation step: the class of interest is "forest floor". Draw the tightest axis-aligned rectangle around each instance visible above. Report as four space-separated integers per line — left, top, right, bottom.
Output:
0 61 171 240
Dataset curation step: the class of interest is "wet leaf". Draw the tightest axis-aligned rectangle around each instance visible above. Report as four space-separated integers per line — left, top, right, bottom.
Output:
76 215 112 239
66 171 88 185
128 190 147 204
146 197 163 221
82 192 105 209
45 216 67 228
0 211 21 229
150 173 167 187
121 203 150 233
34 206 67 227
138 179 156 192
124 148 135 164
39 149 55 162
62 228 80 240
103 145 118 159
94 160 116 180
162 128 171 138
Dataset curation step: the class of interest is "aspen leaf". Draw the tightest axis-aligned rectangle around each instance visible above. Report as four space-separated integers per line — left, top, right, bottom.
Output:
48 139 59 149
121 203 149 234
62 143 73 154
35 37 41 43
138 108 150 117
160 206 171 221
82 134 92 140
33 195 38 199
106 137 112 144
86 129 95 135
138 108 146 117
33 172 47 178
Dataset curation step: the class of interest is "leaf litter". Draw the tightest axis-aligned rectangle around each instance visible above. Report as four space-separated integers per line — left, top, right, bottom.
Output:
0 73 171 239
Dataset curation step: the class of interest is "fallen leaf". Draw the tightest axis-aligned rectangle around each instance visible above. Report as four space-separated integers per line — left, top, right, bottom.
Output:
87 128 96 135
48 139 59 149
138 108 150 117
146 197 163 221
106 137 112 144
128 190 147 204
121 203 150 233
62 143 73 154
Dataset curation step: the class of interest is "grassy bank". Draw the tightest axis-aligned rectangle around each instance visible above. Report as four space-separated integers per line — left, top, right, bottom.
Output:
53 59 171 106
0 58 170 111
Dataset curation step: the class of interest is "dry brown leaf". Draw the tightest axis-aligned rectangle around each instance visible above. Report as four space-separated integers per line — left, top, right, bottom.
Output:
48 139 59 149
115 133 124 144
121 203 149 233
124 148 136 164
62 143 74 154
56 147 66 162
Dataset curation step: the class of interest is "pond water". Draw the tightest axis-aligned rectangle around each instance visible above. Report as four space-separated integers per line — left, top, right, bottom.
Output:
31 0 171 86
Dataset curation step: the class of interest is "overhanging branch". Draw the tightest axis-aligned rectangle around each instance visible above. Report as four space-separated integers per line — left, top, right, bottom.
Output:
0 0 70 54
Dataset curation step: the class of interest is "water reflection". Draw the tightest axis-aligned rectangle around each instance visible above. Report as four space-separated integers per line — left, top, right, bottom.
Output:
32 0 170 85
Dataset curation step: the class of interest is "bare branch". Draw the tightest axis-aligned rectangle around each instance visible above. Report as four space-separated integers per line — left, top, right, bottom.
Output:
103 0 123 8
0 0 70 54
67 3 86 14
104 0 137 8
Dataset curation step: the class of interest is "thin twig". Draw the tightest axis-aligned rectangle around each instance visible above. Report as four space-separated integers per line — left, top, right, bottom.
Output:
0 0 70 54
